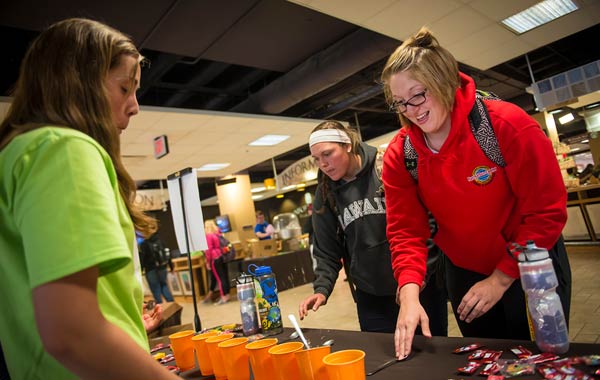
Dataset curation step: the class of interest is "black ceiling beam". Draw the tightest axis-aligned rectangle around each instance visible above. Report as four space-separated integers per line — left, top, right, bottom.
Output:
201 68 274 110
230 28 399 115
152 82 244 97
138 53 183 99
164 61 231 107
307 84 384 120
349 105 389 114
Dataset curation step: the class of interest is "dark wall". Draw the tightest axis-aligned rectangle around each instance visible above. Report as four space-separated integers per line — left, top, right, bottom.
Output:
147 202 219 252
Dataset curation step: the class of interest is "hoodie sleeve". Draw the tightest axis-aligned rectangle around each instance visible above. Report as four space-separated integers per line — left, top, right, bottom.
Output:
382 130 432 288
311 186 345 299
489 100 567 277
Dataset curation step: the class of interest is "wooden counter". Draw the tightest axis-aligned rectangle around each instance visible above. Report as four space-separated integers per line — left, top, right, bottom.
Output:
171 255 209 302
564 184 600 244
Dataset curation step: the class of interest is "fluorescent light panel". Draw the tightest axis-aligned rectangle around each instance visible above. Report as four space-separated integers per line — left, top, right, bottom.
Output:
197 163 230 171
501 0 578 35
558 113 574 124
248 134 290 146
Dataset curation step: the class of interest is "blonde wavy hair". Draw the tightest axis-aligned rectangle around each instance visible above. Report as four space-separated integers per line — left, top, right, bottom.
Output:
381 27 460 126
204 220 220 234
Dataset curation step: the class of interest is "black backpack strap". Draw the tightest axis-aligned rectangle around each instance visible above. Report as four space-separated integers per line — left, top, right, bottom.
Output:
469 90 506 168
403 135 419 181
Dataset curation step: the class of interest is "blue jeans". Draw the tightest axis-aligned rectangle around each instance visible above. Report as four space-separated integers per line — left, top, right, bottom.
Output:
146 267 174 303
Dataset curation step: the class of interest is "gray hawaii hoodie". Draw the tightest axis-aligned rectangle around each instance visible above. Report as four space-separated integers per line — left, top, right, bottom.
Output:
312 142 397 299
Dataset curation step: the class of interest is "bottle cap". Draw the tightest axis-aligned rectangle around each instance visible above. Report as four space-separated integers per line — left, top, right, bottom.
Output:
518 240 549 262
247 264 272 276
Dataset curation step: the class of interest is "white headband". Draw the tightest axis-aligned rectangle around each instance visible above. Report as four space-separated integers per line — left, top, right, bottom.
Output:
309 129 351 148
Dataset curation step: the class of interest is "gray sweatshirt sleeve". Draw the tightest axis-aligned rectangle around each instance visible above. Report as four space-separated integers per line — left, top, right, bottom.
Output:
311 190 345 299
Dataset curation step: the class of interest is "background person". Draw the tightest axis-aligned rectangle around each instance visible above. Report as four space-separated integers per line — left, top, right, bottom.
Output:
203 220 231 305
139 232 175 304
380 27 571 358
298 120 447 334
0 18 179 379
254 210 274 240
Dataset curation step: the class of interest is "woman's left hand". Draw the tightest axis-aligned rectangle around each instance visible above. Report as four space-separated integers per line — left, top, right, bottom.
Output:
143 303 163 333
457 269 515 323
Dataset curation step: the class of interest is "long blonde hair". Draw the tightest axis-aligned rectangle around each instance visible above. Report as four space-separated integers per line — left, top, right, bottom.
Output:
205 220 220 234
0 18 156 236
381 27 460 126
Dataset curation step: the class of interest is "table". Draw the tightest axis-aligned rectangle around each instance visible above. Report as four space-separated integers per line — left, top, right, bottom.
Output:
565 184 600 242
173 327 599 379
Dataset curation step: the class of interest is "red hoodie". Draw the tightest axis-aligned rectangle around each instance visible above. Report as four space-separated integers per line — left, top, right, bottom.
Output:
382 73 567 288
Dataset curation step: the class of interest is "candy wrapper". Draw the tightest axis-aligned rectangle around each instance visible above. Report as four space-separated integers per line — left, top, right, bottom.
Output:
497 359 535 377
458 361 481 375
453 343 484 354
479 362 500 376
509 345 532 360
580 355 600 366
524 352 560 364
150 343 170 353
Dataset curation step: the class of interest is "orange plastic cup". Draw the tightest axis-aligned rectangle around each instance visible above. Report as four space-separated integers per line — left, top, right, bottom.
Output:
295 345 331 380
205 333 234 380
218 337 250 380
192 330 219 376
168 330 196 372
245 338 278 380
322 349 366 380
268 341 305 380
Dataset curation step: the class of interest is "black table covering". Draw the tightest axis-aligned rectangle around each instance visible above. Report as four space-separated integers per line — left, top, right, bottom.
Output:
172 327 599 379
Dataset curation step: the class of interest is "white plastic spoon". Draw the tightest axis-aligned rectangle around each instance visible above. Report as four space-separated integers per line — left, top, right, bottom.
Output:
288 314 310 349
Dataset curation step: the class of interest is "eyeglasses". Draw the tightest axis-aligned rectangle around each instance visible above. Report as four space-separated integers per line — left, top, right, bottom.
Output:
389 89 428 114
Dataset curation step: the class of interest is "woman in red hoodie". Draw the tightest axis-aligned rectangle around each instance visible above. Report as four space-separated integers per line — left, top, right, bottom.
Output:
380 27 571 358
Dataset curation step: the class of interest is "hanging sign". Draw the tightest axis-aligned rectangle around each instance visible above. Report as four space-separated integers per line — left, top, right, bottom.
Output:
276 155 319 188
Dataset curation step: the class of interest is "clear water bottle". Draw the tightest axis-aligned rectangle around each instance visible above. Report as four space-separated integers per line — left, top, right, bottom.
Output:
515 240 569 354
236 273 260 336
248 264 283 335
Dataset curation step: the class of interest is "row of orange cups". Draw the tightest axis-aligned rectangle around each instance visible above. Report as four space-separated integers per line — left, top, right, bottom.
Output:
168 329 366 380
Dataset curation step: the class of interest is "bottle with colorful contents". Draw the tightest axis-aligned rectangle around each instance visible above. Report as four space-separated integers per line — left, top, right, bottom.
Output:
248 264 283 335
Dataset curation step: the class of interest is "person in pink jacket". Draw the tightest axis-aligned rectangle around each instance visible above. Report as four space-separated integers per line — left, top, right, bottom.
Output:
380 27 571 359
203 220 231 304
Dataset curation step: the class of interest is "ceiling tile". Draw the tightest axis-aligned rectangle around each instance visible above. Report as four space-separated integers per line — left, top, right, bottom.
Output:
428 6 493 46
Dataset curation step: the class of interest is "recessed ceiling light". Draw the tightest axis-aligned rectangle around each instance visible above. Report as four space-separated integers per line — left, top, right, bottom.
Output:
248 135 290 146
197 163 230 171
501 0 578 35
558 113 574 124
276 194 284 199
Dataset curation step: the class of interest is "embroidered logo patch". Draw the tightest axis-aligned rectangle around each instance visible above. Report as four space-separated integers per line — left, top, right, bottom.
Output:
467 166 497 185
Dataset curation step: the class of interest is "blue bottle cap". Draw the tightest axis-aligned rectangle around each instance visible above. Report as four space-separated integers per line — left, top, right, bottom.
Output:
519 240 549 262
247 264 272 276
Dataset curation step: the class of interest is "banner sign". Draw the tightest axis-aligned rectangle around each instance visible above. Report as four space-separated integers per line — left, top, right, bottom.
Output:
277 155 319 188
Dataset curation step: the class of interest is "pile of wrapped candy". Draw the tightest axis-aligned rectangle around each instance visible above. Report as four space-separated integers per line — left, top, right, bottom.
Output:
453 343 599 379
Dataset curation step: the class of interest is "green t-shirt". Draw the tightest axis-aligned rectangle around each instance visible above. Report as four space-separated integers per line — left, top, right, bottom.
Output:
0 127 148 379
